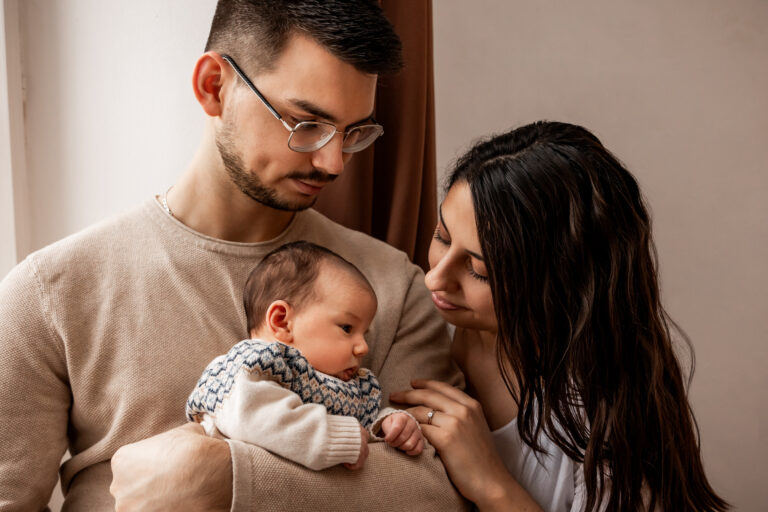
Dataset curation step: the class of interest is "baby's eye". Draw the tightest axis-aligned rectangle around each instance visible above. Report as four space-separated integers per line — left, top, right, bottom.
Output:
339 324 352 334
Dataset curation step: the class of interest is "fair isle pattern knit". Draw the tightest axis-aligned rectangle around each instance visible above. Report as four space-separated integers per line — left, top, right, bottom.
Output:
186 339 381 428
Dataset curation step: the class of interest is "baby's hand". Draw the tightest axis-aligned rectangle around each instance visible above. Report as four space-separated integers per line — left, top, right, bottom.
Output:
343 424 369 470
381 412 424 456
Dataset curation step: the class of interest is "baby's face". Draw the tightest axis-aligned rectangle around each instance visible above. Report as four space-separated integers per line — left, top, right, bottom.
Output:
290 267 377 381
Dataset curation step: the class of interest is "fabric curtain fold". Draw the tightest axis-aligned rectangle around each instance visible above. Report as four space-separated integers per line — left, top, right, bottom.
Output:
314 0 436 272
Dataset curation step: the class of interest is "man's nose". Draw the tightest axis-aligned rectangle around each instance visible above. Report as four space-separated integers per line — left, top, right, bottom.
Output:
310 134 348 177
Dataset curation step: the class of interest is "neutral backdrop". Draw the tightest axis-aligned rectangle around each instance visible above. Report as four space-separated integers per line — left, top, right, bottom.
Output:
1 1 765 510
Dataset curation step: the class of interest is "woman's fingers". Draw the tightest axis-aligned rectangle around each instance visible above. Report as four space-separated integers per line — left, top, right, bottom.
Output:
390 388 458 413
391 381 483 423
410 379 478 407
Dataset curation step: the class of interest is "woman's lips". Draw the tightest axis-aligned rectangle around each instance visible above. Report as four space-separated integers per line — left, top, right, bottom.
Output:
431 292 462 311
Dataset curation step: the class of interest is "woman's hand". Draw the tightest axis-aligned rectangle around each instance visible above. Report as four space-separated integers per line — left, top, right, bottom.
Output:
390 379 542 511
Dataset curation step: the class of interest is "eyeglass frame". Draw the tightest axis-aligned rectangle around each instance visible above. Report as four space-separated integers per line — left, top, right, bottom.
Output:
221 54 384 154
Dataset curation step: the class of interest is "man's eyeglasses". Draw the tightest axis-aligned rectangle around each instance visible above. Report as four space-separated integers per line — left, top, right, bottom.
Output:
222 55 384 154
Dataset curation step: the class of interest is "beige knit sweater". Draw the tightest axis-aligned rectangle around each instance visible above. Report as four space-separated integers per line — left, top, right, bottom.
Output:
0 199 468 511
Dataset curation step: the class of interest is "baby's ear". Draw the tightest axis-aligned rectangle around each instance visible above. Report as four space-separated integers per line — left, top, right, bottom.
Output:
264 300 294 344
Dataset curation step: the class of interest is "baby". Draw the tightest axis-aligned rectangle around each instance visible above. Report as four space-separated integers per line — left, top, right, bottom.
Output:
186 241 423 470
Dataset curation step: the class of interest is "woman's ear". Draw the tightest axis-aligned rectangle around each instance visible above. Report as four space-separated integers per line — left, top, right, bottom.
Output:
192 51 229 117
264 300 294 344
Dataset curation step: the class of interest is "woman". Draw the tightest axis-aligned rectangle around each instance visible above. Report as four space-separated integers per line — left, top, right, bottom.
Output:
391 122 728 511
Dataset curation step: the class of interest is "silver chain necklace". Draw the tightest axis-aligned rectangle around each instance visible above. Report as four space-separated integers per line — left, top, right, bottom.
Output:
161 186 174 218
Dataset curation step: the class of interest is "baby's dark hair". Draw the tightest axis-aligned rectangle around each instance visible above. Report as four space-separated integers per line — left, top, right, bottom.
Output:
244 241 376 335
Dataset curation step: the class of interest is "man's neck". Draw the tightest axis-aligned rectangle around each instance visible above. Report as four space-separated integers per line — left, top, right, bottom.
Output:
165 158 296 244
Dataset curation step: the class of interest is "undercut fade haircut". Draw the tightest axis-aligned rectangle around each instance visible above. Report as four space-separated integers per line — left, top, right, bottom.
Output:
244 241 376 335
205 0 403 75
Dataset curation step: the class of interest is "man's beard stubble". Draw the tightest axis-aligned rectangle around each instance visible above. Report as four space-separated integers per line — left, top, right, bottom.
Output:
215 122 336 212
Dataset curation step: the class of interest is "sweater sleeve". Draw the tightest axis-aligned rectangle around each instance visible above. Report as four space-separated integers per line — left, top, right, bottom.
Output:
228 439 470 511
375 260 464 407
0 258 71 509
213 374 362 471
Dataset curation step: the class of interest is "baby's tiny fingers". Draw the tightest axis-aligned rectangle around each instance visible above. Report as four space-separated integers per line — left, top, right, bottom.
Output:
405 437 424 456
390 419 417 447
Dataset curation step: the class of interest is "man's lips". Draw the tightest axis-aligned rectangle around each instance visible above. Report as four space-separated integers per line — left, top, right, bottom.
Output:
293 179 327 195
431 292 463 311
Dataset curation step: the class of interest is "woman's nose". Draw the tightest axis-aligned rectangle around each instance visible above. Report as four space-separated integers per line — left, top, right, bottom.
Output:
425 257 458 293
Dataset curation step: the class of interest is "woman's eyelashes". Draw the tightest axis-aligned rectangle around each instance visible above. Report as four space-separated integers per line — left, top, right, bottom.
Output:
465 257 489 282
433 228 449 245
434 227 489 283
468 266 489 283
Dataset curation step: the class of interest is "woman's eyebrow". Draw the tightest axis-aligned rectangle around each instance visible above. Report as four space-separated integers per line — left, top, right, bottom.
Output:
438 204 451 238
438 204 485 262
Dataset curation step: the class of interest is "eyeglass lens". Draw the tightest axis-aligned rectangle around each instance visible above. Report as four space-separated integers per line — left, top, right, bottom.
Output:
289 123 383 153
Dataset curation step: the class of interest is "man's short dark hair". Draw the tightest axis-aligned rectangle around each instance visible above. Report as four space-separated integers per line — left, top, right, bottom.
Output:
205 0 403 75
244 241 376 335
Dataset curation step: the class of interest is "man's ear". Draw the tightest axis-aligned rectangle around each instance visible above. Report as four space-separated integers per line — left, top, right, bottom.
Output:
264 300 294 344
192 51 229 117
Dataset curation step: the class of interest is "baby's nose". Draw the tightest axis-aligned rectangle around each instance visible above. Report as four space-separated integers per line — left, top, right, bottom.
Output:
354 336 369 357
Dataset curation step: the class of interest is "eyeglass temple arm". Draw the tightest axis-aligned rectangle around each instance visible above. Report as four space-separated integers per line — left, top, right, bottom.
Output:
221 54 283 121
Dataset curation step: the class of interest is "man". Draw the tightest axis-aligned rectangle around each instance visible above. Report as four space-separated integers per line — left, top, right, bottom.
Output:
0 1 465 510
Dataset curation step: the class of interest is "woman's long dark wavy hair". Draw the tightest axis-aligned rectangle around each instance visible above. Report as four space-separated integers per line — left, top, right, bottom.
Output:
448 121 727 511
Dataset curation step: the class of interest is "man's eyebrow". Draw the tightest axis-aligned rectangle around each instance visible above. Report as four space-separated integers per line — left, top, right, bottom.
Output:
438 203 484 262
287 98 374 127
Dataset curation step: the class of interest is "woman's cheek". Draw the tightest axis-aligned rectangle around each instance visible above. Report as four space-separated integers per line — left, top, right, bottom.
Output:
427 238 443 270
470 284 497 331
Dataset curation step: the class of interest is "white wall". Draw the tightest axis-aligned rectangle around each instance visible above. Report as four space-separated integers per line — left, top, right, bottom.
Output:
19 0 216 253
1 0 28 276
1 1 18 275
434 1 767 510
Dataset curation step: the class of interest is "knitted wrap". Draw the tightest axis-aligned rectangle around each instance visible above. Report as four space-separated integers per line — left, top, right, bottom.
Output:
186 339 382 428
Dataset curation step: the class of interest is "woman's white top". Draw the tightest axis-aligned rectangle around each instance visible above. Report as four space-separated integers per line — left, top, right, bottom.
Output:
492 418 578 511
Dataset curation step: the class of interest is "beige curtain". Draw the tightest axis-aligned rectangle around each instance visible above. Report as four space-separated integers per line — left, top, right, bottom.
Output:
314 0 437 272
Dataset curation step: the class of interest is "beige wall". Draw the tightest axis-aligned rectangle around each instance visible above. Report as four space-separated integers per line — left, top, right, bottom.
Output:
434 1 767 510
2 0 764 510
17 0 216 255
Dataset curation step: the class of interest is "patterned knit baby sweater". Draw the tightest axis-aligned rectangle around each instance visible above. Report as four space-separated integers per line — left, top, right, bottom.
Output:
187 339 384 470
